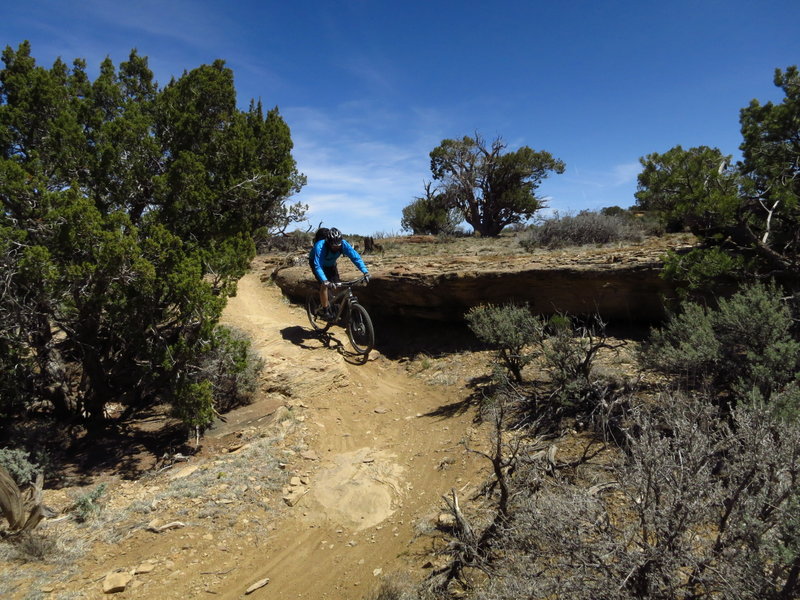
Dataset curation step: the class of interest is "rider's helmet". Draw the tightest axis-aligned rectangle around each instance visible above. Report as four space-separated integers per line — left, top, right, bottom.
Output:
326 228 343 251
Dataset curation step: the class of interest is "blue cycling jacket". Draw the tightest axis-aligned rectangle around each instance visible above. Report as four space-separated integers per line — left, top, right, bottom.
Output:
308 239 368 281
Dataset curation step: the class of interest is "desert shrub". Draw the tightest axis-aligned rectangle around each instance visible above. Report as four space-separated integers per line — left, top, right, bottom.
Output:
72 483 107 523
641 281 800 402
197 325 264 413
364 578 423 600
533 315 627 414
172 380 216 435
541 315 600 388
475 394 800 600
5 531 59 562
0 447 40 486
465 304 544 382
520 210 646 250
170 326 263 432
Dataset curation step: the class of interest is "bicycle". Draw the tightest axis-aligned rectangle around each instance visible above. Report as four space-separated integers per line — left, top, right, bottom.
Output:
306 275 375 357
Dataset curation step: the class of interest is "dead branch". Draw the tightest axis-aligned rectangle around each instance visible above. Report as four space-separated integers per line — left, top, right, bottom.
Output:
0 467 46 535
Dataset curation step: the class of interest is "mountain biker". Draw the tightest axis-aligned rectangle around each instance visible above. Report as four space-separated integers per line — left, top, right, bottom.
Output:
308 227 369 320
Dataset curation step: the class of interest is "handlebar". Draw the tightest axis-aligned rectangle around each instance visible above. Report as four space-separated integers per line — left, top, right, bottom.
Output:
330 274 369 288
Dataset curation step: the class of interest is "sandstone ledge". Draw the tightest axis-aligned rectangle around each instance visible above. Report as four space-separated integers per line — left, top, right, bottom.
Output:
267 235 694 324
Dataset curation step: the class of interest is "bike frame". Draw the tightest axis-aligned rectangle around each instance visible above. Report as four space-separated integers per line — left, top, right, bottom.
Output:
327 276 367 321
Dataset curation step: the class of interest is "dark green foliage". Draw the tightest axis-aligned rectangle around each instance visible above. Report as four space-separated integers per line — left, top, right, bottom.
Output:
0 42 300 432
401 182 462 235
520 210 646 250
635 145 741 236
661 246 750 297
0 448 40 486
634 66 800 288
465 304 543 383
428 134 565 237
599 205 628 217
641 282 800 402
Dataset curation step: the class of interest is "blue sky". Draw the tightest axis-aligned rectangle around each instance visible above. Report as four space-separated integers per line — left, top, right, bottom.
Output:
2 1 799 235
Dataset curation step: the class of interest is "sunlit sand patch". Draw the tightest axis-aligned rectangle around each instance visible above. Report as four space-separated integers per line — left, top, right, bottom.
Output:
308 448 405 530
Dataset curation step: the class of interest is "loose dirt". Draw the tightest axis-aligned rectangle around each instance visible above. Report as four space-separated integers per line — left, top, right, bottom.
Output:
7 257 492 599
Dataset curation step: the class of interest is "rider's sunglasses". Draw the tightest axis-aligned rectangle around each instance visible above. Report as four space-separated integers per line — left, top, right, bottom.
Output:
330 242 342 251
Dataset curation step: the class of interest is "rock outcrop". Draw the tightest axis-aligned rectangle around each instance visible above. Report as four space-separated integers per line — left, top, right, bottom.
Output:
266 235 694 324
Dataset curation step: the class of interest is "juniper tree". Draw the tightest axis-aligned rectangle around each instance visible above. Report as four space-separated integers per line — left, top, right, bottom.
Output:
0 42 303 430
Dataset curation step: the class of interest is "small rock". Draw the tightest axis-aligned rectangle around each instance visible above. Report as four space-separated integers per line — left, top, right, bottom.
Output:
169 464 200 480
373 568 383 576
283 488 309 506
300 450 319 461
102 572 133 594
134 561 156 574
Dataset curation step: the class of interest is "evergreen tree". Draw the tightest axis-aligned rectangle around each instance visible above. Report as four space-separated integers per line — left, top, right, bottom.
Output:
635 66 800 289
0 42 304 430
428 134 564 237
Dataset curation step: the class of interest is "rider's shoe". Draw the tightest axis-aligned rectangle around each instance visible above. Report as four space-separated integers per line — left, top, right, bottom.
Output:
317 307 335 321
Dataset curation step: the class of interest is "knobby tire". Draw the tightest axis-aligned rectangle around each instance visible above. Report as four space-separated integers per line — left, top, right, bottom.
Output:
346 303 374 356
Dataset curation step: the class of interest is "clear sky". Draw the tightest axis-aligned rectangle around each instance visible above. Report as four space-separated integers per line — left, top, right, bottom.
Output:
2 1 799 235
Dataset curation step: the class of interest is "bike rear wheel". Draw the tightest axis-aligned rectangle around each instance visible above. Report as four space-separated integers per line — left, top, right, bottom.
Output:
346 303 375 356
306 292 327 331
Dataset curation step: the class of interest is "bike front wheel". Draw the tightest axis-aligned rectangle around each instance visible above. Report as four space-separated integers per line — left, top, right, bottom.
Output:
346 304 375 356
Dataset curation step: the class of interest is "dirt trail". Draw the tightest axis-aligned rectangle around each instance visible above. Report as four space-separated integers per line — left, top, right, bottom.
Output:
29 265 488 599
210 271 486 599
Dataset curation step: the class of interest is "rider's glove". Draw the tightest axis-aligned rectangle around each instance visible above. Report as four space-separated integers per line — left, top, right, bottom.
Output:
363 273 370 283
325 280 337 289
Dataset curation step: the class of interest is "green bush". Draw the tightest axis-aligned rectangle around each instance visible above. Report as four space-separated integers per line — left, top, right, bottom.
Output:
661 246 750 296
0 447 40 486
401 191 462 235
0 43 302 432
72 483 107 523
466 303 543 383
641 281 800 402
197 325 264 414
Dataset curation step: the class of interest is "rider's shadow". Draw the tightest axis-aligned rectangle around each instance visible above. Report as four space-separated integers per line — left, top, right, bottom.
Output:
281 325 369 365
280 325 331 349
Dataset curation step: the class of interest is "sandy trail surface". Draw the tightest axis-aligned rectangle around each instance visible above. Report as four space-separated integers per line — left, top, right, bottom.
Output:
20 262 488 599
207 271 486 599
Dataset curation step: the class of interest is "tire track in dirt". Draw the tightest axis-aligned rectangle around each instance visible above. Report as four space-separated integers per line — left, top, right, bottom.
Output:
211 269 487 599
20 267 487 600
